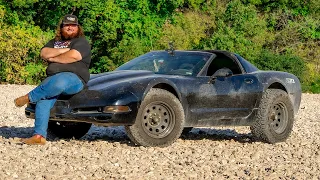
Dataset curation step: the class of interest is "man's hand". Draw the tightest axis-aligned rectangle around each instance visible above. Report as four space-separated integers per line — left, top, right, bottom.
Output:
47 49 82 64
40 47 70 60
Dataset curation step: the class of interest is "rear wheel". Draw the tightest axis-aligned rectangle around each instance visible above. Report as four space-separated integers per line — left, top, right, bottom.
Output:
48 121 92 139
250 89 294 143
125 88 185 147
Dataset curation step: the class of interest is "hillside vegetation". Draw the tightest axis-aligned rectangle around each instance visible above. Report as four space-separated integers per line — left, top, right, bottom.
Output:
0 0 319 92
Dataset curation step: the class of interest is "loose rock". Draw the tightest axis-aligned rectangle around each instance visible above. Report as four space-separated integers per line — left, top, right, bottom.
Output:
0 84 319 179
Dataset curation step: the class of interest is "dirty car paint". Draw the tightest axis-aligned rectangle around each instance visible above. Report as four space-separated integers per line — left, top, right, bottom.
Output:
25 50 302 127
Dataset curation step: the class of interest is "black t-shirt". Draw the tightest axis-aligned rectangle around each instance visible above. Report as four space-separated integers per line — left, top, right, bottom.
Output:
44 37 91 83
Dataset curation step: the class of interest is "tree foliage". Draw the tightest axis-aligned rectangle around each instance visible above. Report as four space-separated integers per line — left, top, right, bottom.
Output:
253 50 306 80
0 0 319 92
157 11 215 50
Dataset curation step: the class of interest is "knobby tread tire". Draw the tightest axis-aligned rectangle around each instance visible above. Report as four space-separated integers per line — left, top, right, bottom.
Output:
250 89 294 143
125 88 185 147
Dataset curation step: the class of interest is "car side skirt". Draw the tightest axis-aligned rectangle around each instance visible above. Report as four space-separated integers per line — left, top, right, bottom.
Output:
187 108 258 127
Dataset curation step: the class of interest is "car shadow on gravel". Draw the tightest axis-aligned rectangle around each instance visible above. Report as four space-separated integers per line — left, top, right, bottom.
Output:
81 126 257 145
0 126 34 139
181 128 256 143
0 125 133 145
0 126 256 145
76 126 134 146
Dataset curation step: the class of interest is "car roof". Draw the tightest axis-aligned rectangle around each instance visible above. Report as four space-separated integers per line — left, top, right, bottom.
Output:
150 50 234 56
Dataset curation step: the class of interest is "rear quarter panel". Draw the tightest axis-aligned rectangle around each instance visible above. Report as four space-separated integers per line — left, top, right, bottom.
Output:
254 71 302 115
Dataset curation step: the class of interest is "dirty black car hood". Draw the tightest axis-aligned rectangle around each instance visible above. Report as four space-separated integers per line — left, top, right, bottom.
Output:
62 70 160 108
87 70 155 90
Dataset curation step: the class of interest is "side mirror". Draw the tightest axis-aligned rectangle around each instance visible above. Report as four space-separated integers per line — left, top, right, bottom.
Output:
213 68 233 77
208 68 233 84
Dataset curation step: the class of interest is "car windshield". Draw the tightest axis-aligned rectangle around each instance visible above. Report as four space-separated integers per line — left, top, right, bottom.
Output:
116 51 212 76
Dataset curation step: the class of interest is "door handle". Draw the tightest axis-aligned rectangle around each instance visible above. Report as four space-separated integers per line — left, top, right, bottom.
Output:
244 78 253 84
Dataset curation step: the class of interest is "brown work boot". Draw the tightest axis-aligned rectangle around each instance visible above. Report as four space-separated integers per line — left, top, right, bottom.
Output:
21 134 46 145
14 94 29 107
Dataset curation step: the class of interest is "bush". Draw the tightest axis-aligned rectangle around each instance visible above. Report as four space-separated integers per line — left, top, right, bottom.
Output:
21 63 47 85
205 0 271 60
0 23 51 84
302 78 320 93
253 50 306 82
157 11 215 50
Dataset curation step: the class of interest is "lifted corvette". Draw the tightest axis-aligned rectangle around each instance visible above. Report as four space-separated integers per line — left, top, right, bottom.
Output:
25 50 301 147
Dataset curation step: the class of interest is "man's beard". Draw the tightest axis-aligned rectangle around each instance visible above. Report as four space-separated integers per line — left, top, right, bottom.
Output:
61 30 79 40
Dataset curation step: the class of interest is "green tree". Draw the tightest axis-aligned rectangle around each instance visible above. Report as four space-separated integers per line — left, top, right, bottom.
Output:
206 0 271 59
253 50 306 81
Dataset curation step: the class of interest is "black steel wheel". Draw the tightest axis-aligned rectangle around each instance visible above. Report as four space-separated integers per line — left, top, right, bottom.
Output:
141 102 175 138
250 89 294 143
269 102 288 134
125 88 185 147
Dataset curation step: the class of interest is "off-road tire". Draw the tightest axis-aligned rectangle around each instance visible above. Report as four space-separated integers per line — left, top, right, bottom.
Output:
125 88 185 147
250 89 294 143
48 121 92 139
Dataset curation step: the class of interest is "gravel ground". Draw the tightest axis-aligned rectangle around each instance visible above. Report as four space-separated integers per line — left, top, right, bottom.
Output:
0 84 319 179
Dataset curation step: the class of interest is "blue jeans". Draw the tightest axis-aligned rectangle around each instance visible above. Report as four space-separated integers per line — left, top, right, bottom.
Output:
28 72 84 138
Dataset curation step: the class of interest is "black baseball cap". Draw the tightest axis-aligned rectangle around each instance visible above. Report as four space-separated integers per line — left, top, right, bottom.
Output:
62 14 79 25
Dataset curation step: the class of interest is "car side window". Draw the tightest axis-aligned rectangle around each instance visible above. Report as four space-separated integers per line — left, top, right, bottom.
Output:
206 53 242 76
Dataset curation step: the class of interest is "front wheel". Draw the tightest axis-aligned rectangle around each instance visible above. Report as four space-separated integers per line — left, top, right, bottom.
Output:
125 88 185 147
250 89 294 143
48 121 92 139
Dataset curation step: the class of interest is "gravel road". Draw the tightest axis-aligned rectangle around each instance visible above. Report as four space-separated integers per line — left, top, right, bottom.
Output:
0 84 319 179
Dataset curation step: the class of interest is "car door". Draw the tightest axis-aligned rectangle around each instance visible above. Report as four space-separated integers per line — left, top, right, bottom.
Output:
186 76 247 123
186 52 261 125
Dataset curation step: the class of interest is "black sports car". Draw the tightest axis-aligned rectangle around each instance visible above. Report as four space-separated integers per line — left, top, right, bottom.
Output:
25 50 301 147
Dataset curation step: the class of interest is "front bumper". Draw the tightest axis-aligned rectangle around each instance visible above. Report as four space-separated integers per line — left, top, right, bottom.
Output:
25 99 139 126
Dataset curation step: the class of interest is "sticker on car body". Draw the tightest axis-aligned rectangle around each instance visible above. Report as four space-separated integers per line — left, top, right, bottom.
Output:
286 78 295 84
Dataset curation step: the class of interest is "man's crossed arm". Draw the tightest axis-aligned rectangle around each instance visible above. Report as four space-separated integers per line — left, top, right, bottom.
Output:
40 48 82 64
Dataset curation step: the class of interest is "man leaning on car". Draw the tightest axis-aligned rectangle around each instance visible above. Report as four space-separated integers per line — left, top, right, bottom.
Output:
14 14 91 145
